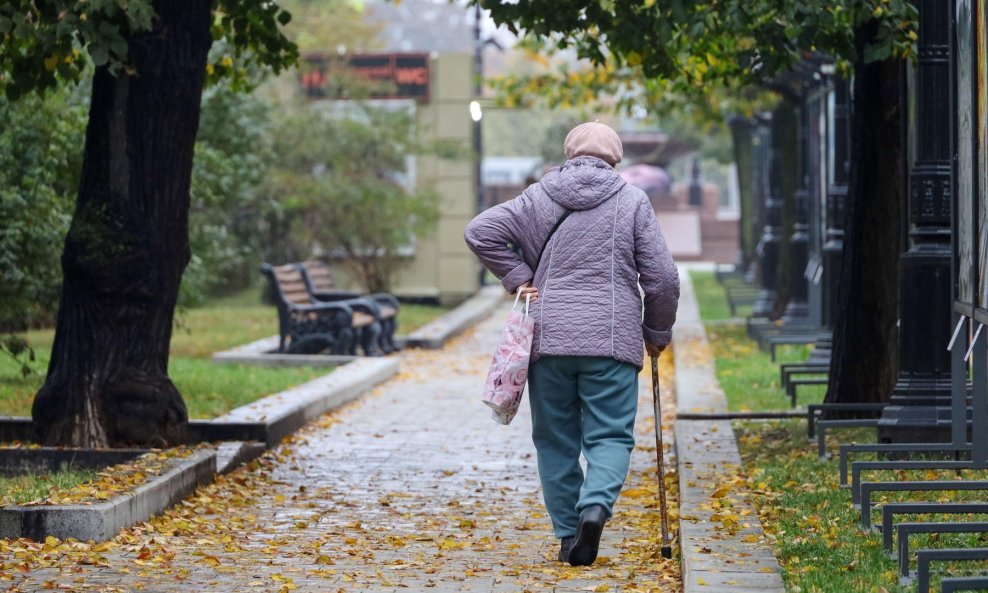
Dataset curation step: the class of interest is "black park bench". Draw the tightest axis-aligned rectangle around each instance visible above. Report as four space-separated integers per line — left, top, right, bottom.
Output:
298 260 401 354
260 263 383 355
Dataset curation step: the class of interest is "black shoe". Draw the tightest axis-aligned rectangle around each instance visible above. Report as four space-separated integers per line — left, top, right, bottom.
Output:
557 536 574 562
568 505 607 566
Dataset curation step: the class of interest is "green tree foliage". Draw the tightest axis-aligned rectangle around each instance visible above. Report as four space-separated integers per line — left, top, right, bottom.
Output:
0 1 298 99
182 82 277 306
538 115 583 164
0 334 34 378
268 105 449 293
0 86 86 330
0 1 300 316
478 1 916 85
0 0 302 448
481 1 915 125
0 75 280 318
278 0 381 53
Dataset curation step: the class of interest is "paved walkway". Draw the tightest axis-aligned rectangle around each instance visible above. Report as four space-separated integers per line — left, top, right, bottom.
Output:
3 302 681 593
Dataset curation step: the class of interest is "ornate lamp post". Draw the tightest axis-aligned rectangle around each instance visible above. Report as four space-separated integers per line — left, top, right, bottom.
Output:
751 115 784 318
879 0 956 442
782 93 812 322
822 78 851 330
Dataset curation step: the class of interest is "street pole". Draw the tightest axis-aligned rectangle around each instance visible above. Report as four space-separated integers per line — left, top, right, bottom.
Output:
878 0 956 442
782 91 811 323
822 77 850 331
752 111 783 319
473 4 486 287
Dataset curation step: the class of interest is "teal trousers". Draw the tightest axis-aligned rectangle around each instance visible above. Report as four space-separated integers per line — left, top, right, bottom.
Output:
528 356 638 538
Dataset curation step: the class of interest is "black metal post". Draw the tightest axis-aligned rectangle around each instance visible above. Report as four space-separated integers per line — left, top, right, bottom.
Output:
473 4 486 287
782 94 812 322
747 120 770 285
751 194 781 319
879 0 956 442
688 158 703 207
822 77 851 330
752 114 783 318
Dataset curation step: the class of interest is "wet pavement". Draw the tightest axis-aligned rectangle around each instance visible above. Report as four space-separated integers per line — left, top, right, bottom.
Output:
2 302 680 593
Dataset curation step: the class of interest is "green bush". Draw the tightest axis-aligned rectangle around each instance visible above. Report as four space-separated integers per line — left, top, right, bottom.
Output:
0 87 87 330
267 104 455 293
0 77 281 321
181 82 278 306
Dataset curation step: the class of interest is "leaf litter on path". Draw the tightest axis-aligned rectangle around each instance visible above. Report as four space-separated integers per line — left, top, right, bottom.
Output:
2 316 682 592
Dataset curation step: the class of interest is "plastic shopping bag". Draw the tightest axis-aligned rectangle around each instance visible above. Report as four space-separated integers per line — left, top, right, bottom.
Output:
481 292 535 425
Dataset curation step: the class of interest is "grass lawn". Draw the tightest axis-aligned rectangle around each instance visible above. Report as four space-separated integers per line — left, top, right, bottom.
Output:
689 270 735 321
0 467 97 506
690 270 823 411
698 271 988 590
395 302 449 336
736 420 904 592
1 289 449 419
0 348 326 419
737 420 988 592
706 323 823 411
0 289 450 505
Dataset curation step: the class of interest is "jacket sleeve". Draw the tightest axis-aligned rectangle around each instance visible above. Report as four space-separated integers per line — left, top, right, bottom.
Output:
634 197 680 346
464 194 535 294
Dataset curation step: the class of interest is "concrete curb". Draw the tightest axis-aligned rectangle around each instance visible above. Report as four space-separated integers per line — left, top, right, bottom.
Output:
212 335 358 366
673 268 784 593
0 416 35 443
0 356 399 542
0 448 144 474
0 449 215 542
215 441 267 475
404 286 506 348
210 357 399 447
674 268 728 417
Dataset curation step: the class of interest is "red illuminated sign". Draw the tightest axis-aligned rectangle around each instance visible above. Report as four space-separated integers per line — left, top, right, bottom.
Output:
300 53 431 102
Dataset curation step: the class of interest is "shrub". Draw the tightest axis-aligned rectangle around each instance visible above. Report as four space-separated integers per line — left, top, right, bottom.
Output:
0 87 87 330
266 104 455 293
181 82 278 306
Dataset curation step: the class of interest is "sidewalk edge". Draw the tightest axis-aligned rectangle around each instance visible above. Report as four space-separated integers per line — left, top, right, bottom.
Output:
404 285 506 349
673 268 784 593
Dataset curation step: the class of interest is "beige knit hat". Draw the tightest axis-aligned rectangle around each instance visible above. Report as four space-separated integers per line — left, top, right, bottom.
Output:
563 121 623 166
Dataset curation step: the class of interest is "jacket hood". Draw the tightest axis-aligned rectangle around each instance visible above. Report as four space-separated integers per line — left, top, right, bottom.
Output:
538 156 627 211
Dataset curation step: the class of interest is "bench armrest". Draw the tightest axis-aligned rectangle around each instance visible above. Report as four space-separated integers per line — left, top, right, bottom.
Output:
312 290 364 302
366 293 400 311
288 301 354 317
335 297 382 318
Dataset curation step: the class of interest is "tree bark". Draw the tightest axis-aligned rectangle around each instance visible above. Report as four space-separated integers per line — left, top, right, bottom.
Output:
32 0 213 447
824 27 903 405
728 117 755 270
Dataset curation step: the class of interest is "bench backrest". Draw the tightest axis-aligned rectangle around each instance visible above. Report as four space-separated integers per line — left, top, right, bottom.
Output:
300 261 339 293
263 263 314 307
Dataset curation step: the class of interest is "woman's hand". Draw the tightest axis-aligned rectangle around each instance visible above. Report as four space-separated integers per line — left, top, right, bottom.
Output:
645 342 665 357
517 282 539 301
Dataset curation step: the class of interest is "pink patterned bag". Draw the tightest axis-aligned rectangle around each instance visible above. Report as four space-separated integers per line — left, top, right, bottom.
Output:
482 292 535 424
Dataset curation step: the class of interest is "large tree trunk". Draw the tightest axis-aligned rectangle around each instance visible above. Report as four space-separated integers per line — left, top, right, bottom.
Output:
824 27 903 405
728 117 755 270
32 0 213 448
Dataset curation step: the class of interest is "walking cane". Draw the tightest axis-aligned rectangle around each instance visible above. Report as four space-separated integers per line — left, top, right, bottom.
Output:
650 355 673 559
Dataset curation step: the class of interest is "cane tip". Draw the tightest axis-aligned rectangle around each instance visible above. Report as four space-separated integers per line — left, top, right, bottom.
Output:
660 545 673 559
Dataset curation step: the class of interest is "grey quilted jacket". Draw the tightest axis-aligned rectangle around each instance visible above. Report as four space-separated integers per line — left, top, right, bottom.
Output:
464 156 679 369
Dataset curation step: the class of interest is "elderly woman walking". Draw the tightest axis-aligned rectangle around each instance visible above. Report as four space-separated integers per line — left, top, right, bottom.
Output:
464 122 680 566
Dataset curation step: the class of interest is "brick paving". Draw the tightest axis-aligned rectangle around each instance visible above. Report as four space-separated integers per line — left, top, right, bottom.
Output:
3 302 680 593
